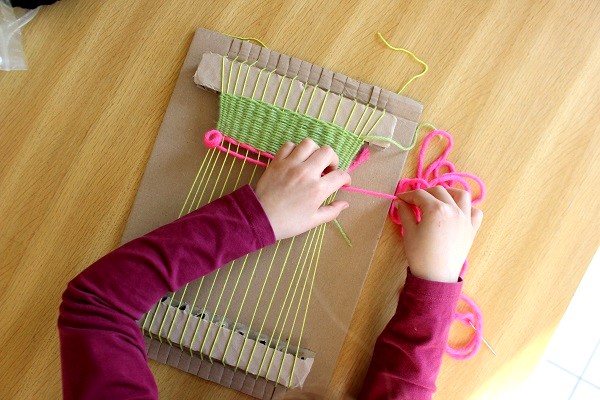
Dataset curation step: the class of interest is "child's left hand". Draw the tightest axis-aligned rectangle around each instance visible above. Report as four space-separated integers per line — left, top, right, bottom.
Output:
255 139 351 240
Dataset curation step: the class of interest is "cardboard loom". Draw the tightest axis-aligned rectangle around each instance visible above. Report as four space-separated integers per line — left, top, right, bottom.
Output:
121 28 422 399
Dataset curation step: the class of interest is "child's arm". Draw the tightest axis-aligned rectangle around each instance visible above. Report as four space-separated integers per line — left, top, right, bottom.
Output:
359 187 483 400
58 139 350 400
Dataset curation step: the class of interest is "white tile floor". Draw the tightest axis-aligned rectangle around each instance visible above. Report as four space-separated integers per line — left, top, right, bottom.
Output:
525 247 600 399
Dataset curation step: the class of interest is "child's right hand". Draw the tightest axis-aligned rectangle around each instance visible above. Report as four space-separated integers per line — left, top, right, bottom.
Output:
396 187 483 283
255 139 351 241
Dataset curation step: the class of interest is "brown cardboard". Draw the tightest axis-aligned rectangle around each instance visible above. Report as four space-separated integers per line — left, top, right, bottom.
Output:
121 27 422 396
193 53 399 147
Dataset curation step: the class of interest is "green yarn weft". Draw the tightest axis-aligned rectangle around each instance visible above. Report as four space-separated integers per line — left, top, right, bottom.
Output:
217 93 363 170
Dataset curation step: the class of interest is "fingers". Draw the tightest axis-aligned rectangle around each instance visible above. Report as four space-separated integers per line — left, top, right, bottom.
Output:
447 188 472 216
397 189 439 212
320 169 351 194
288 138 319 163
314 200 349 225
471 208 483 232
275 141 295 160
424 186 456 206
400 187 474 218
306 145 339 172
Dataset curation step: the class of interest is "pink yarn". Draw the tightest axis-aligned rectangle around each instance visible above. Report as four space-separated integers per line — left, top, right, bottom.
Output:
348 147 371 173
446 294 483 360
389 129 485 360
204 129 224 148
341 186 396 200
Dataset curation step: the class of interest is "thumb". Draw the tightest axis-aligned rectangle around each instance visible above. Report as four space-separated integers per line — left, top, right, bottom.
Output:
396 199 418 233
471 207 483 232
314 200 349 225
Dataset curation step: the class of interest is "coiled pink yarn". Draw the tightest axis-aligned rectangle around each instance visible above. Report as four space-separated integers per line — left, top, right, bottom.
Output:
389 129 485 360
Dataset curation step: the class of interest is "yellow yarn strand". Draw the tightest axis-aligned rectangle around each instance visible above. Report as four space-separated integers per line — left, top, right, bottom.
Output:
226 56 240 95
240 60 259 97
283 76 299 109
260 70 276 102
265 227 320 382
226 34 268 48
272 193 334 384
332 94 344 125
221 56 226 94
417 122 437 132
357 105 377 137
344 100 358 130
248 236 297 377
162 145 231 347
154 148 223 343
304 85 318 115
232 59 247 96
207 254 250 361
221 248 264 364
377 32 428 94
273 73 288 105
177 152 209 218
288 222 327 385
256 227 316 379
251 67 267 99
182 147 251 353
317 90 330 120
193 148 223 209
294 81 309 113
233 240 282 371
366 134 418 152
190 144 240 352
142 149 214 337
202 151 252 358
206 142 232 207
275 223 324 385
187 148 218 213
363 110 387 138
332 218 352 247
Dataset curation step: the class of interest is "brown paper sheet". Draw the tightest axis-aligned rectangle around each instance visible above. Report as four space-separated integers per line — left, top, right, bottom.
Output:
121 27 422 396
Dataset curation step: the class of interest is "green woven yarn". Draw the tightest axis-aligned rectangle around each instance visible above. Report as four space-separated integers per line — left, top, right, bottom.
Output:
217 93 363 170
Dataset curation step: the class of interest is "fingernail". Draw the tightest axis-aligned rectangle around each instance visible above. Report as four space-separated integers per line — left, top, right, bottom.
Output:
343 203 350 210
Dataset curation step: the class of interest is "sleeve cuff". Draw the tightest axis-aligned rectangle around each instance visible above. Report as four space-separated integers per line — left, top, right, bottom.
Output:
403 267 463 300
229 185 276 249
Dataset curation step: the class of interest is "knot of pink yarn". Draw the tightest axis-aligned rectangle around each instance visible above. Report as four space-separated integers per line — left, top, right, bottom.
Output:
389 129 486 360
204 129 224 148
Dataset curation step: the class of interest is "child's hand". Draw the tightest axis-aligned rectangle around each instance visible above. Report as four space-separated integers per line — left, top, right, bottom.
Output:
255 139 351 240
396 187 483 283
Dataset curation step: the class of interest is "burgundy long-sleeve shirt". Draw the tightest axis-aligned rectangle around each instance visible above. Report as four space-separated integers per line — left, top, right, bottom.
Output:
58 185 461 400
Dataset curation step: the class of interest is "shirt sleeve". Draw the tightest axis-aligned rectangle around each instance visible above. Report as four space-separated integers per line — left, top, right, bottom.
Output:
57 185 275 400
358 269 462 400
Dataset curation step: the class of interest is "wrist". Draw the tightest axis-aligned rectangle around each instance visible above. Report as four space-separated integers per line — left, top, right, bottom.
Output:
408 264 460 283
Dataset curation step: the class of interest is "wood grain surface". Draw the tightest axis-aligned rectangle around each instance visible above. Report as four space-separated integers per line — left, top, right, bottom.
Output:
1 1 599 399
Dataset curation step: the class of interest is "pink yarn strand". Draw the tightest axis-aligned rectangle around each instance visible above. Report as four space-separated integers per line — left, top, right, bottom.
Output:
446 294 483 359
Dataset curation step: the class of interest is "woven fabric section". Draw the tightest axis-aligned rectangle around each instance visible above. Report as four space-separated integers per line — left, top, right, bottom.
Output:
217 93 363 170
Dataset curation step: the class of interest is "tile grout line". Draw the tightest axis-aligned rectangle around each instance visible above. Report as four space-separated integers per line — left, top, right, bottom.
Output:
568 340 600 399
578 378 600 390
546 360 581 379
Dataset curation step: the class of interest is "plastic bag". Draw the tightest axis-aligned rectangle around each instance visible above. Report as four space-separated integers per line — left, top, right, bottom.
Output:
0 0 39 71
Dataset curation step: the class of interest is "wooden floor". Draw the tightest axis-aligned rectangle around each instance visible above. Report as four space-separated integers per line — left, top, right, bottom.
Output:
1 1 599 399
